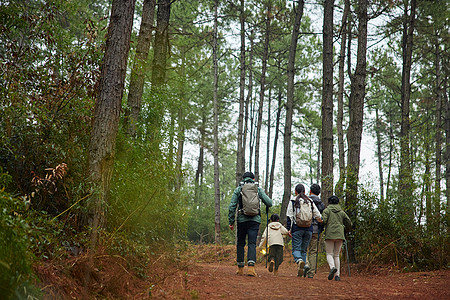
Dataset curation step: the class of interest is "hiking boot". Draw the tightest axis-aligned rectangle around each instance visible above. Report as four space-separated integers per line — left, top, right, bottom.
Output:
247 266 257 277
335 276 341 281
328 267 337 280
236 267 244 275
268 259 275 273
307 274 314 278
297 260 305 276
273 269 278 276
303 265 310 278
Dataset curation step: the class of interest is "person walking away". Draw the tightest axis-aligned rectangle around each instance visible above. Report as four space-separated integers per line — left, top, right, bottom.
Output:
228 171 273 276
286 183 323 277
322 195 352 281
305 183 325 278
258 214 289 275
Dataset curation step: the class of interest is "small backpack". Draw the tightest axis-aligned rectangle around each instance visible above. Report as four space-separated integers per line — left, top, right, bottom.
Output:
238 182 260 216
292 197 314 227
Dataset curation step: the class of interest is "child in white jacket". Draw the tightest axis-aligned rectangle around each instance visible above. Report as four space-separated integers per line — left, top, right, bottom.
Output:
259 214 289 275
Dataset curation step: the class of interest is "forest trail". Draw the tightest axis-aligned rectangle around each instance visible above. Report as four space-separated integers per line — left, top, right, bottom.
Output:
149 246 450 300
37 245 450 299
179 262 449 299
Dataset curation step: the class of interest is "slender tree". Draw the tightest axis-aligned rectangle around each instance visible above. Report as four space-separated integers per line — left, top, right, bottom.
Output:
124 0 156 137
255 0 271 182
236 0 246 186
398 0 416 229
321 0 334 205
212 0 221 244
335 0 350 200
345 0 368 262
281 0 304 223
88 0 136 250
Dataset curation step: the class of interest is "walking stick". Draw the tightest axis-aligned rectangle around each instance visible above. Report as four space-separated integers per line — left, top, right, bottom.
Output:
265 205 269 268
315 232 320 274
344 239 351 277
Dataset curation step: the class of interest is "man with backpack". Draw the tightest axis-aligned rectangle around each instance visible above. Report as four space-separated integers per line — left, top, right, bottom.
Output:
228 171 273 277
286 183 323 277
305 183 325 278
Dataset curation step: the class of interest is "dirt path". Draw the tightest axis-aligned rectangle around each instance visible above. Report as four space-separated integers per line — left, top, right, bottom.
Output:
181 261 450 299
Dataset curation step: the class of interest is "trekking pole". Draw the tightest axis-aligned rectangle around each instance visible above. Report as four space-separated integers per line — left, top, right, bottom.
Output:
265 205 269 268
344 239 351 277
315 232 320 274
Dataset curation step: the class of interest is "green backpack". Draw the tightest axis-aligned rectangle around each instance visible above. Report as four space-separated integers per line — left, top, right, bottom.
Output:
238 182 260 216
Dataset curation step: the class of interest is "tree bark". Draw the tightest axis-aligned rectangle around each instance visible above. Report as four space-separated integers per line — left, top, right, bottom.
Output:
345 0 368 263
243 31 254 174
335 0 349 200
88 0 136 250
269 85 282 199
213 0 221 245
236 0 246 186
375 108 385 202
149 0 171 140
434 38 442 233
124 0 156 137
265 88 272 190
281 0 304 224
444 77 450 213
321 0 334 205
398 0 416 229
151 0 170 88
255 0 271 183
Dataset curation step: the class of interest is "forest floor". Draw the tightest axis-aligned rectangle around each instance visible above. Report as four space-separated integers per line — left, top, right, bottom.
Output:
36 244 450 299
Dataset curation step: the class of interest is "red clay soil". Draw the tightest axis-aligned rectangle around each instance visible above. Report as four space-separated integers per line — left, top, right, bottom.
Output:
36 245 450 299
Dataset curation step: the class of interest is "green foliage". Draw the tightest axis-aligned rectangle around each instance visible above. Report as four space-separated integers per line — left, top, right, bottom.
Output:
0 190 40 299
108 131 188 248
354 186 449 271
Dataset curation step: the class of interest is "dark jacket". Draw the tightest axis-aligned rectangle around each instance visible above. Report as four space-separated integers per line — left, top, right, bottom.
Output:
310 194 325 233
228 177 273 225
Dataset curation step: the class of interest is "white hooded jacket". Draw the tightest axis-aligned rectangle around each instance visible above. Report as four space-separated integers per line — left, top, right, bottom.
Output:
258 221 289 247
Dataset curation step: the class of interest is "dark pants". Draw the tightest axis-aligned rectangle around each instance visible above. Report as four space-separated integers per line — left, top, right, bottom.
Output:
237 221 260 267
268 245 284 270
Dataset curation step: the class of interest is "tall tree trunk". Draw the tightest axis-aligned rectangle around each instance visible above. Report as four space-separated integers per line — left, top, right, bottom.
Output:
321 0 334 205
387 110 394 201
269 85 282 198
124 0 156 137
345 0 368 263
195 112 206 201
88 0 136 251
375 108 385 202
398 0 416 230
281 0 304 224
244 31 254 173
335 0 349 200
236 0 246 186
434 38 442 233
150 0 171 139
255 1 271 182
444 77 450 214
265 88 272 190
213 0 221 245
175 46 187 193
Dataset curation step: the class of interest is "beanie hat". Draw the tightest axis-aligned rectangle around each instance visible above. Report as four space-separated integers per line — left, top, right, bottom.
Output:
242 171 255 179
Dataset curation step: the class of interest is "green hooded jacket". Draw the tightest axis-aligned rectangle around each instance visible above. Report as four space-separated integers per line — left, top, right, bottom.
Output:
322 204 352 240
228 177 273 225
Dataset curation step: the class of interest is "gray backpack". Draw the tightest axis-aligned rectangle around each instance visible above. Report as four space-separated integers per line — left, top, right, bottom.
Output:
239 182 260 216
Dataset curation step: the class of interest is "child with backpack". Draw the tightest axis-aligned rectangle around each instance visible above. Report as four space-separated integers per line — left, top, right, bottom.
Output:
286 184 323 277
258 214 289 275
322 195 352 281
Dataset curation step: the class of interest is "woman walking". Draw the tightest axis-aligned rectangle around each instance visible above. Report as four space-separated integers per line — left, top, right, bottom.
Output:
322 195 352 281
286 184 323 276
